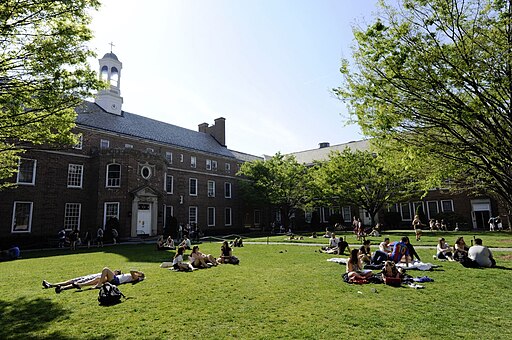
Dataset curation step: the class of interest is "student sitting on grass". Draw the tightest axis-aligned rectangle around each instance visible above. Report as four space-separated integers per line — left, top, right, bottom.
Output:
468 238 496 268
189 246 217 268
435 238 454 261
173 246 195 271
218 241 239 264
346 248 373 282
453 236 469 262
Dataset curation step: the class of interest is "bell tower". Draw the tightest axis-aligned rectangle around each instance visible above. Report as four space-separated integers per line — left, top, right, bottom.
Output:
95 51 123 115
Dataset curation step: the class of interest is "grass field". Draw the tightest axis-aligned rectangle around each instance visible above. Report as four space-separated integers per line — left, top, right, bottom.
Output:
1 235 511 339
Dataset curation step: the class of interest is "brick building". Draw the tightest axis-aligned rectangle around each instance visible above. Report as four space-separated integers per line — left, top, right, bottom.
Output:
0 52 262 248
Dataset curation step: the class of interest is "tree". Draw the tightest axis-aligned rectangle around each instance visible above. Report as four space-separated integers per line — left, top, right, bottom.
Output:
335 0 512 210
237 153 310 228
0 0 102 185
310 149 412 227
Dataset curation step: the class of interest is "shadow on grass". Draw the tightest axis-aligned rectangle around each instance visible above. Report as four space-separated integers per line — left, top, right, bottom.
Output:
0 297 68 339
20 244 175 263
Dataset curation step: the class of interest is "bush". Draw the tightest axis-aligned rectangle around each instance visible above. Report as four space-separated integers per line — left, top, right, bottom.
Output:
433 212 468 230
381 211 402 229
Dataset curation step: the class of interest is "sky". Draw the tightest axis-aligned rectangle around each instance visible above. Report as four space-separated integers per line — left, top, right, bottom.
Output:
88 0 381 156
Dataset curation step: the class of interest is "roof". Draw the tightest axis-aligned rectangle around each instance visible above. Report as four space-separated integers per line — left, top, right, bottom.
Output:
76 101 237 158
228 150 264 163
288 140 370 164
102 52 119 61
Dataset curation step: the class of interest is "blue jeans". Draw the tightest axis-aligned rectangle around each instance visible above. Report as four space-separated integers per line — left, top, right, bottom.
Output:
371 250 388 264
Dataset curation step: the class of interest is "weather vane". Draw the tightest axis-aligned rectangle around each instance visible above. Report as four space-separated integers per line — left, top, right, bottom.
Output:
109 41 115 53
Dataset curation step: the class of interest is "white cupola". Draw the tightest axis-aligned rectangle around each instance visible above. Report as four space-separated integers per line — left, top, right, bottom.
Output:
95 52 123 115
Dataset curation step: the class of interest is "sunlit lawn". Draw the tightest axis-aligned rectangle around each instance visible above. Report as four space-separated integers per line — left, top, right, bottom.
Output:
1 240 511 339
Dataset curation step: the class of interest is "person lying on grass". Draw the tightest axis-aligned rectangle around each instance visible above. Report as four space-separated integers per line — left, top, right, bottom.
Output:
346 248 373 282
42 272 104 293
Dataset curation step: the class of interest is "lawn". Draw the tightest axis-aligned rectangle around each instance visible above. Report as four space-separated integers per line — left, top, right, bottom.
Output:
1 240 511 339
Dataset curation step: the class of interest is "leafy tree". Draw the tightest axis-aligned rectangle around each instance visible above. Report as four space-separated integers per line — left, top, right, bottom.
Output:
310 149 412 227
335 0 512 211
0 0 102 185
237 153 310 228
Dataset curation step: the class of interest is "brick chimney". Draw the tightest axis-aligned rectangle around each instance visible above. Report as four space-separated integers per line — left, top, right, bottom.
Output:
198 118 226 146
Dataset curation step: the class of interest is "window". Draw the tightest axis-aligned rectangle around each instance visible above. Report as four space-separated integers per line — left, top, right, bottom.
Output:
208 180 215 197
141 166 152 179
64 203 81 230
189 206 198 225
225 163 231 173
100 139 109 149
441 200 454 212
212 160 218 171
206 159 212 170
125 143 133 149
104 202 119 226
146 147 154 153
225 207 232 226
427 201 439 219
207 207 215 226
67 164 83 188
224 182 232 198
412 201 424 215
165 152 173 163
164 205 173 228
17 158 36 185
388 204 398 213
189 178 197 196
165 173 173 194
191 156 196 168
12 201 33 232
180 154 184 162
400 203 412 221
254 210 261 225
73 134 83 150
106 163 121 187
342 206 352 223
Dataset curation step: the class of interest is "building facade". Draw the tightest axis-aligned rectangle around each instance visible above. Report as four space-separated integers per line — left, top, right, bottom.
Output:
0 53 262 248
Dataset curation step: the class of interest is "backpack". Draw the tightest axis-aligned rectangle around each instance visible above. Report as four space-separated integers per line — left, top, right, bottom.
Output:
98 282 125 306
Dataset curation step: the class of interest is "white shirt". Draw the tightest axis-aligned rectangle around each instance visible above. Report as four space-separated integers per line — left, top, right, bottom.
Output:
173 254 183 265
468 245 493 267
379 241 391 253
329 237 340 248
117 273 135 284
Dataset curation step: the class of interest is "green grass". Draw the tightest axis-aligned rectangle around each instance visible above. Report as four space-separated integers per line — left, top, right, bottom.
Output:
246 230 512 248
1 241 512 339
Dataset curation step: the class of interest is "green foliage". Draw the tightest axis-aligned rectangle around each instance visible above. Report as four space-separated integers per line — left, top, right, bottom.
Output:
1 242 512 338
336 0 512 210
0 0 103 186
237 153 310 223
310 148 412 226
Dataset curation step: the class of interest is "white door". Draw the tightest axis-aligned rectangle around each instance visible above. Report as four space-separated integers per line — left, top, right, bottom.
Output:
137 203 152 235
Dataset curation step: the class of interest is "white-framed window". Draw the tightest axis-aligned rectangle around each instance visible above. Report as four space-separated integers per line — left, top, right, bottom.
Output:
180 154 184 162
427 201 439 219
146 147 154 153
441 200 454 212
104 202 120 226
106 163 121 187
224 182 232 198
387 203 399 213
17 158 36 185
412 201 424 216
165 151 173 163
342 206 352 223
165 173 173 194
73 134 83 150
225 163 231 173
12 201 33 233
212 160 218 171
225 207 232 226
189 178 197 196
141 166 152 179
191 156 197 168
206 159 212 170
207 207 215 226
208 180 215 197
64 203 81 230
125 143 133 149
189 206 198 225
254 210 261 225
67 164 83 188
400 203 412 221
100 139 109 149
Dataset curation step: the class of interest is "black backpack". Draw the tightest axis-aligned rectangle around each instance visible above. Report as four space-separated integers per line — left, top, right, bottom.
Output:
98 282 125 306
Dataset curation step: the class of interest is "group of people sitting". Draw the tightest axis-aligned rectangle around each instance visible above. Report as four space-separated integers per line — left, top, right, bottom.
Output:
42 267 145 294
170 240 240 272
319 233 351 255
435 236 495 267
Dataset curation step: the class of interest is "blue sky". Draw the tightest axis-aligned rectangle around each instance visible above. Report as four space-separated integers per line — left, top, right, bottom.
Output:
89 0 380 156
